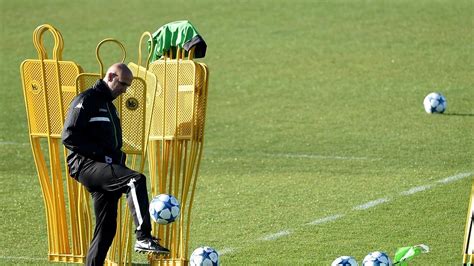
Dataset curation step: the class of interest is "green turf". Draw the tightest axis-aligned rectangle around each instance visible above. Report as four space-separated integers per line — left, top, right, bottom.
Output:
1 0 473 265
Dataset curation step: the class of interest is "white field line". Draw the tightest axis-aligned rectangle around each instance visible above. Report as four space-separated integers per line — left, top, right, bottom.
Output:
217 247 236 256
205 150 382 161
218 172 473 257
259 230 292 241
400 185 433 196
352 198 390 210
307 214 345 225
3 173 471 261
437 172 473 184
271 153 380 161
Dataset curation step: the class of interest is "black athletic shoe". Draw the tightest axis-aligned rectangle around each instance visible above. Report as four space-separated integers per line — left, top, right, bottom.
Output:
134 237 170 254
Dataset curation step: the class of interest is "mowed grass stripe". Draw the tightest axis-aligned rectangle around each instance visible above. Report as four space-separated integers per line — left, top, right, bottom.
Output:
1 172 470 260
219 172 472 257
0 256 47 261
205 149 382 161
2 1 472 264
270 153 380 161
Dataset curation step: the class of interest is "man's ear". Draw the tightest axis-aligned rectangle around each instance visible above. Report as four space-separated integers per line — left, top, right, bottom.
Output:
106 72 115 82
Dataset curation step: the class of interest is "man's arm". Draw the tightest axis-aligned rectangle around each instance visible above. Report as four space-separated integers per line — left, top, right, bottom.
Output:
61 96 106 161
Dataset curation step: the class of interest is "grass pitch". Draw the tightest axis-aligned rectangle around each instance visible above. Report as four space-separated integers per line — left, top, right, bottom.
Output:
1 0 473 265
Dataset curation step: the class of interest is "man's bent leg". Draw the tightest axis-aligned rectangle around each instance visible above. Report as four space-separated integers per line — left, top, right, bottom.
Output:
126 175 152 239
79 159 152 236
86 191 121 266
78 159 168 255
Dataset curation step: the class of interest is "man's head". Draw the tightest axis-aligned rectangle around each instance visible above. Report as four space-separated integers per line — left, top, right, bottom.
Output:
104 63 133 98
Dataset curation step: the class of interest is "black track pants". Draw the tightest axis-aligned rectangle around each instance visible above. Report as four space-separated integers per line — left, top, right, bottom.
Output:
77 158 152 266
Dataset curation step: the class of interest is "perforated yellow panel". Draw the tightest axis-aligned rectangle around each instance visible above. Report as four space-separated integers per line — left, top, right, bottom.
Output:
148 60 198 140
22 25 211 265
21 60 48 135
75 73 101 93
120 77 147 154
76 73 147 156
149 60 208 142
147 55 209 266
128 63 161 150
193 63 209 142
20 24 91 264
21 60 82 137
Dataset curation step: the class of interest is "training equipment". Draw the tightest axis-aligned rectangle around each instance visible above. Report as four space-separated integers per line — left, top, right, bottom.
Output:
20 24 90 263
393 244 429 264
463 183 474 265
332 255 358 266
75 38 150 265
190 246 219 266
20 21 210 266
146 20 209 265
149 194 181 224
423 92 447 114
362 251 392 266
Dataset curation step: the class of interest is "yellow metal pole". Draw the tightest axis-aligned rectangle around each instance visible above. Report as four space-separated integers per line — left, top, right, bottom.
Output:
463 182 474 265
23 24 88 262
146 39 209 265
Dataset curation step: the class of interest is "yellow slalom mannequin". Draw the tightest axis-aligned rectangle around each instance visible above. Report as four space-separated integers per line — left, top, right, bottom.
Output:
21 23 209 265
147 46 210 265
127 31 161 161
20 24 91 263
75 38 152 265
463 182 474 265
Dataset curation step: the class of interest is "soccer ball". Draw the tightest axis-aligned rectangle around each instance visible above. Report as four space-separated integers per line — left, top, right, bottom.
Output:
190 246 219 266
149 194 180 225
362 251 392 266
332 255 359 266
423 92 447 114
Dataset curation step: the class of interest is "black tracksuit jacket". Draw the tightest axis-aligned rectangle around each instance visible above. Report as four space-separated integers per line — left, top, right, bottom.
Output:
62 79 126 177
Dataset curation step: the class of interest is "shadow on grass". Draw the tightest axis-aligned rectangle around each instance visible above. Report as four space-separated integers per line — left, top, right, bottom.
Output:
444 112 474 117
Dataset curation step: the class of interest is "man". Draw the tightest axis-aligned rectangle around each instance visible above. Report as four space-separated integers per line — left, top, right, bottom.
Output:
62 63 169 265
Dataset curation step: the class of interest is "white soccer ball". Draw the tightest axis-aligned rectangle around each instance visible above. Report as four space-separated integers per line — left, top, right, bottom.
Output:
362 251 392 266
332 255 359 266
149 194 180 225
190 246 219 266
423 92 447 114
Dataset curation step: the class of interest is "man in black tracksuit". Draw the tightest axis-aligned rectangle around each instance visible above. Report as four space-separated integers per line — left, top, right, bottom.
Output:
62 63 169 265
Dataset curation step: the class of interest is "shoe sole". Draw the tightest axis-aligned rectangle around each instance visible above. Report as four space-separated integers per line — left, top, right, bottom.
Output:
134 248 170 255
